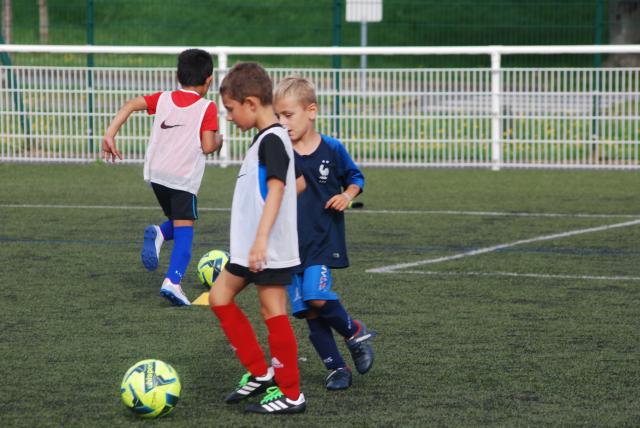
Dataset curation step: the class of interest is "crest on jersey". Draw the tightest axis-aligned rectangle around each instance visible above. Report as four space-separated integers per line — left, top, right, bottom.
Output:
318 160 330 183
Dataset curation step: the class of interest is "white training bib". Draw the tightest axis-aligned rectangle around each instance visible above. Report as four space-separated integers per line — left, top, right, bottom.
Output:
144 91 210 195
229 126 300 269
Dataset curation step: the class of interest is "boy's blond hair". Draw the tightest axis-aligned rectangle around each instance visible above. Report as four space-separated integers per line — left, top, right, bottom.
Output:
274 76 317 107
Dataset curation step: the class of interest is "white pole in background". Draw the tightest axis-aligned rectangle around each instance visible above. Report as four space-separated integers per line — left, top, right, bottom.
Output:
360 21 367 92
347 0 382 93
216 51 229 167
491 49 502 171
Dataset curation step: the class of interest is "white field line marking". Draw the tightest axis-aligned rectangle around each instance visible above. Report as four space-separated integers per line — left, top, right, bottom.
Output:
350 209 640 219
0 203 230 212
367 218 640 273
386 270 640 282
1 204 639 219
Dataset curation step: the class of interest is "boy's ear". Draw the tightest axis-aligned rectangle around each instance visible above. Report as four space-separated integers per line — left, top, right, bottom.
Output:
205 75 213 85
244 96 260 111
306 102 318 120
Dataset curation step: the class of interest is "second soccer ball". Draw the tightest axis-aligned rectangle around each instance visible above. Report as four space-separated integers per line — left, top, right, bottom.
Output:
196 250 229 288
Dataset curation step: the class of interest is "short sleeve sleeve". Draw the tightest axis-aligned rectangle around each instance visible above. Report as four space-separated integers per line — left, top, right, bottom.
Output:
258 134 290 183
336 142 365 192
143 92 162 115
201 102 218 132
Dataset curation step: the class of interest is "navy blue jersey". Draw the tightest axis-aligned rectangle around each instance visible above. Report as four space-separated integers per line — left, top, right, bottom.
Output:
295 134 365 271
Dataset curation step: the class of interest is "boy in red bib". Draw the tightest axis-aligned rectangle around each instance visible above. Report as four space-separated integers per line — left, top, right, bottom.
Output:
102 49 222 306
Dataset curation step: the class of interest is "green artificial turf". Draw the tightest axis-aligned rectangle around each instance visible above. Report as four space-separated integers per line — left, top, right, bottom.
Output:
1 163 639 427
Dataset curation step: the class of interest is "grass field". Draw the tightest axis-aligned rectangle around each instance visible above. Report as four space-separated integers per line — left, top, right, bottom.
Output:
1 163 640 427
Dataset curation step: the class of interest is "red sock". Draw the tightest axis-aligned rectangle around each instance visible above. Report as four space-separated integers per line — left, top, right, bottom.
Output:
211 303 268 377
266 315 300 400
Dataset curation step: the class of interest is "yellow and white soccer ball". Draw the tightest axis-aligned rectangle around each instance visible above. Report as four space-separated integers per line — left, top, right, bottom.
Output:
197 250 229 288
120 359 181 419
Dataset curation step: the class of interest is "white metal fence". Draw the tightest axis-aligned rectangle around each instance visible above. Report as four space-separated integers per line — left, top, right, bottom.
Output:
2 45 640 169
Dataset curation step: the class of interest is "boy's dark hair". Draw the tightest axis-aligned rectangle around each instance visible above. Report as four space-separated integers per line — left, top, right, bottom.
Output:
177 49 213 86
219 62 272 105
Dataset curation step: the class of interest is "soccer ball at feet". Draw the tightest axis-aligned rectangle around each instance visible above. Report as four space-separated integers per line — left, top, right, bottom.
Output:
120 359 181 419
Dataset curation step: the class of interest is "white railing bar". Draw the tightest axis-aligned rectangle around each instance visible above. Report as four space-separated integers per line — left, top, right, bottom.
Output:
3 44 640 56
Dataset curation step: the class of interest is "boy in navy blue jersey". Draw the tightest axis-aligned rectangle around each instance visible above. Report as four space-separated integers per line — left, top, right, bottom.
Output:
274 76 376 390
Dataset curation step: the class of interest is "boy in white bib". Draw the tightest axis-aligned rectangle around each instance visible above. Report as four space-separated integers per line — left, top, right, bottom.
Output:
209 62 306 415
102 49 222 306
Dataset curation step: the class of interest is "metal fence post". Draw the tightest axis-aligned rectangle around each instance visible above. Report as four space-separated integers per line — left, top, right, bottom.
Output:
333 0 342 138
217 51 228 167
490 49 502 171
86 0 95 157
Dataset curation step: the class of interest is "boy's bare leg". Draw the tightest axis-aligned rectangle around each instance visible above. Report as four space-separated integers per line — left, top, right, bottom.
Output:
209 269 247 306
257 285 288 319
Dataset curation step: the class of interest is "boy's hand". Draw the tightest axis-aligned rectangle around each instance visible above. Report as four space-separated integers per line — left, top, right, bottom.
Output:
248 237 268 272
102 135 123 163
214 133 224 152
325 193 351 212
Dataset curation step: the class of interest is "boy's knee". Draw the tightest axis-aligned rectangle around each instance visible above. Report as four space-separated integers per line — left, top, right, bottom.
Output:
307 299 327 309
208 289 220 306
209 285 232 307
260 306 285 320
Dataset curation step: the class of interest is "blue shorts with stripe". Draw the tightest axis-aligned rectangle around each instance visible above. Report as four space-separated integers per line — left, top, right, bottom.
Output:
287 265 339 318
151 182 198 220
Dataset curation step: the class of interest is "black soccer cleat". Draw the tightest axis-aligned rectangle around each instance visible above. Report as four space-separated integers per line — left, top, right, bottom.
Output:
224 368 274 404
345 321 377 374
244 386 306 414
325 366 352 390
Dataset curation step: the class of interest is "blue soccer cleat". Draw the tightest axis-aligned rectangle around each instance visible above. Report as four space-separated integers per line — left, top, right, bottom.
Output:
141 225 163 271
346 321 377 374
325 366 352 390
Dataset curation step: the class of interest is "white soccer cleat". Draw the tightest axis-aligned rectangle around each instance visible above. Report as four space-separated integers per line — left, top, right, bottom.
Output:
160 278 191 306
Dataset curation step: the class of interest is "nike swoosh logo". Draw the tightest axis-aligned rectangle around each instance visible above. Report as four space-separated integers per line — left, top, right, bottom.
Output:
237 173 247 178
160 120 184 129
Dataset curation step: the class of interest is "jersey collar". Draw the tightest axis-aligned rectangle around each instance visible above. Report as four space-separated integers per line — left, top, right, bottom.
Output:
178 88 201 96
251 123 283 145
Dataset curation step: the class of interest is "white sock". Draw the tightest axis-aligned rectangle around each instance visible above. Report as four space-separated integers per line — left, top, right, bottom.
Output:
256 367 274 381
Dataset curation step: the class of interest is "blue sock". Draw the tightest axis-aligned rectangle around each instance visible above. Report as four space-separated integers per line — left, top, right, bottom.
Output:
307 317 345 370
318 300 358 339
159 220 174 240
165 226 193 284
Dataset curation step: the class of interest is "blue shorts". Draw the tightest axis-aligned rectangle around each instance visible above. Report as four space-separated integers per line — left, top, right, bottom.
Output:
287 265 339 318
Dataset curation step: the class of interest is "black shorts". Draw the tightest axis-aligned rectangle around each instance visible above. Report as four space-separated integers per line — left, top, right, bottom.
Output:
225 263 295 286
151 183 198 220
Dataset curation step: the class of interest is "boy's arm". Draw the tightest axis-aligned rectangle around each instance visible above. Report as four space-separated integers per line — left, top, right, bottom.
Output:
102 96 148 162
325 142 364 211
201 131 223 154
248 177 285 272
325 183 361 212
296 175 306 195
200 102 222 154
